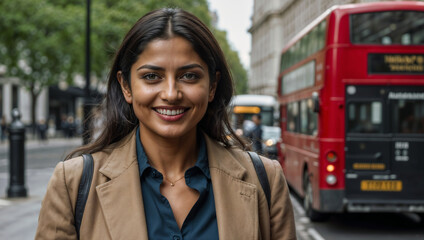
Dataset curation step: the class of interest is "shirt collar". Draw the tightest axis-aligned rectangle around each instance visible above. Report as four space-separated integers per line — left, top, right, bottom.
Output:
136 127 210 179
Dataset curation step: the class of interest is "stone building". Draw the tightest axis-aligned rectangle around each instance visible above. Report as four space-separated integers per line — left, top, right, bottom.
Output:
248 0 402 95
0 71 104 138
0 77 48 126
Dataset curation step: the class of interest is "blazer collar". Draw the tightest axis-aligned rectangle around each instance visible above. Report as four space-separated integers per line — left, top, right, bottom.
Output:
98 129 138 179
204 133 247 180
204 134 259 240
96 129 149 240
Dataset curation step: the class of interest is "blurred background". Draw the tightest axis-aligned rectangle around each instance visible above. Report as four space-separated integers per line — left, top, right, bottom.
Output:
1 0 424 239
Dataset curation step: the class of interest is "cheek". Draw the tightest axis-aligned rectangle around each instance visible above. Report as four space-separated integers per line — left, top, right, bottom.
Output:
192 87 212 105
130 85 155 107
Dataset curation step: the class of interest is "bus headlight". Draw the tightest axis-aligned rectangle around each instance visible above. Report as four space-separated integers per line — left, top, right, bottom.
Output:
265 139 275 147
326 174 337 185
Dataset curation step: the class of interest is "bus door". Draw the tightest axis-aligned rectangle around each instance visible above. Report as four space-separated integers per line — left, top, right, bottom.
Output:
345 85 424 206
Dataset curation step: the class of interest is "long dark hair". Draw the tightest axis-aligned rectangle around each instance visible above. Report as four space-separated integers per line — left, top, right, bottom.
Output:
67 8 245 159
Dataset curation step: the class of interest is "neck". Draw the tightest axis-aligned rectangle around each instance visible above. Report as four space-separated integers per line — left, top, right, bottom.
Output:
139 127 198 179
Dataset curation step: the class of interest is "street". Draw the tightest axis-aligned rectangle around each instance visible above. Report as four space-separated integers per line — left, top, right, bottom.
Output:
0 139 423 240
292 193 424 240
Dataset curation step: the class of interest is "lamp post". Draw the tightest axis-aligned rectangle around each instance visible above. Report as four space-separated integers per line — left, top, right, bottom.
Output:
7 109 27 198
83 0 91 145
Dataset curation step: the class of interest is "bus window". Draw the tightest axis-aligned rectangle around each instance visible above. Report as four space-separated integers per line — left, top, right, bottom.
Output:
307 98 318 136
300 100 308 134
347 101 383 134
393 100 424 134
260 107 274 126
300 99 318 136
351 11 424 45
287 102 299 132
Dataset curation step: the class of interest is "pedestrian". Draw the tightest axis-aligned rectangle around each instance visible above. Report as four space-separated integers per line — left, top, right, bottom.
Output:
66 116 76 138
0 115 7 143
60 114 69 138
37 119 48 141
247 114 263 154
35 8 296 240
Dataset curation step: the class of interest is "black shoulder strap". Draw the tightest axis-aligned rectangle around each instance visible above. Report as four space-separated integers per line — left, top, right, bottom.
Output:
75 153 94 238
248 151 271 209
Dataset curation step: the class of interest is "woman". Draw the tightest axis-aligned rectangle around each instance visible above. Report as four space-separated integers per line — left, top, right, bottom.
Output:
36 8 296 240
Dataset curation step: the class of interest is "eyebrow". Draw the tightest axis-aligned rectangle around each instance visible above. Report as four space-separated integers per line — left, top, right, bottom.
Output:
136 63 205 71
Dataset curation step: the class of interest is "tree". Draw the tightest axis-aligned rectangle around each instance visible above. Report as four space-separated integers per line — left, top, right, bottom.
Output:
0 0 85 130
0 0 248 129
213 29 248 94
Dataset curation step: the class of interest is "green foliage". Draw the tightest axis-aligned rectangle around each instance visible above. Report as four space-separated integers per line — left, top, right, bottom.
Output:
213 29 248 94
0 0 83 90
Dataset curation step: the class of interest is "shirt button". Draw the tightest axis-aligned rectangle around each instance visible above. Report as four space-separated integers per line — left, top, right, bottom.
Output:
173 235 180 240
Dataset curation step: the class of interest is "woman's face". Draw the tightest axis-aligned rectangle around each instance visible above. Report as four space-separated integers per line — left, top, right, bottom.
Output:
118 37 217 140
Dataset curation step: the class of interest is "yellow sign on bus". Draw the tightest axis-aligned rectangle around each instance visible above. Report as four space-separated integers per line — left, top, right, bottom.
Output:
361 180 402 191
233 106 261 114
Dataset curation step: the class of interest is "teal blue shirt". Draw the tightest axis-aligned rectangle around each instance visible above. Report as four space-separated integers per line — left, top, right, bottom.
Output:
136 128 219 240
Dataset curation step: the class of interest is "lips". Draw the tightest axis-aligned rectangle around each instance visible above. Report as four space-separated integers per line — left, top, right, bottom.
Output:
153 107 188 122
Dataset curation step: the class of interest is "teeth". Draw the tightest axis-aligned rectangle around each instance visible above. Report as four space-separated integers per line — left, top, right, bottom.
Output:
156 108 184 116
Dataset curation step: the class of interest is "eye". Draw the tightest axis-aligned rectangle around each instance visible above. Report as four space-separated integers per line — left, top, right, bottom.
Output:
180 72 199 81
142 73 161 81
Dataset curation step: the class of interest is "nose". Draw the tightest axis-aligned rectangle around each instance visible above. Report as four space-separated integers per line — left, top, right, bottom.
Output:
160 77 182 103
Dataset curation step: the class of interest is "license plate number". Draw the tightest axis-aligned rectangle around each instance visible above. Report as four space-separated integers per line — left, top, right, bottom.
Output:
360 180 402 191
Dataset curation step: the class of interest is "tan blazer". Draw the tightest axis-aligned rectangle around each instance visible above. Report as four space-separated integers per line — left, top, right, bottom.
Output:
35 131 296 240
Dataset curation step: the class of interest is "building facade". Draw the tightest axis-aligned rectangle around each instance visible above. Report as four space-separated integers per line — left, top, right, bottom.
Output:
0 74 103 138
248 0 400 95
0 77 48 125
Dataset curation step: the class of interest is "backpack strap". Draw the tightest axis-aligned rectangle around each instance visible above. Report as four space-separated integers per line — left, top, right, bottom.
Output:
248 151 271 209
75 153 94 238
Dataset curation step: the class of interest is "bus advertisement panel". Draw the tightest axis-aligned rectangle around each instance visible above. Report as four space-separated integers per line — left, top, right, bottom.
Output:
277 2 424 221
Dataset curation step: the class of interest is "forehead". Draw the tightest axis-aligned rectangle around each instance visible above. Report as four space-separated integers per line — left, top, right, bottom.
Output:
133 37 207 68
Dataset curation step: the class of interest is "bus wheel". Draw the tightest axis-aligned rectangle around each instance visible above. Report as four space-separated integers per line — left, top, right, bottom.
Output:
303 173 328 222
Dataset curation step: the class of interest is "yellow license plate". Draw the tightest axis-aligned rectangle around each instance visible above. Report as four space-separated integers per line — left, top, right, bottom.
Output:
360 180 402 191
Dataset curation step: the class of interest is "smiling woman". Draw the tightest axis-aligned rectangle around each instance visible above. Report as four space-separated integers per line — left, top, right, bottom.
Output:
35 8 296 240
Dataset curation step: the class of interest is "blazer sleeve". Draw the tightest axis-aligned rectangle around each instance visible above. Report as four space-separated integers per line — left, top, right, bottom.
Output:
269 160 297 240
35 161 78 240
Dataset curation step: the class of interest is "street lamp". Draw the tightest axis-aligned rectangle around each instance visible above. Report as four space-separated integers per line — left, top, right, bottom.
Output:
83 0 91 145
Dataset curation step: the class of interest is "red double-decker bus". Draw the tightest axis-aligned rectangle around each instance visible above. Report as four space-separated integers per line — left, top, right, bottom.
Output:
277 1 424 221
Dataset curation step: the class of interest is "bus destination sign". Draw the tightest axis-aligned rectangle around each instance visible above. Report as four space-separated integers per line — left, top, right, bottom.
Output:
368 53 424 74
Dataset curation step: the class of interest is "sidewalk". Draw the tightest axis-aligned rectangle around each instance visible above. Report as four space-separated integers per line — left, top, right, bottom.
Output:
0 137 83 240
0 137 83 154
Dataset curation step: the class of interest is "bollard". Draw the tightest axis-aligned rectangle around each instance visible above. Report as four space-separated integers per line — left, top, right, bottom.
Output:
7 108 27 198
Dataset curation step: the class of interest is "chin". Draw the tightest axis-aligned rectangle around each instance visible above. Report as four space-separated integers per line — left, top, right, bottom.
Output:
156 128 195 139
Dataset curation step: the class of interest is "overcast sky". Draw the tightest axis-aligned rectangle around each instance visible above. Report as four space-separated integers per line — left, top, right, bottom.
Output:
208 0 254 69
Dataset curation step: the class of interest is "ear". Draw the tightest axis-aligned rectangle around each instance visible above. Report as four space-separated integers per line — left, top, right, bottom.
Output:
117 71 132 104
208 71 220 102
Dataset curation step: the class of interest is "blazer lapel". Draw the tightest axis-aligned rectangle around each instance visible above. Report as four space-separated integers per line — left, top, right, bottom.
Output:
96 131 149 240
205 134 259 240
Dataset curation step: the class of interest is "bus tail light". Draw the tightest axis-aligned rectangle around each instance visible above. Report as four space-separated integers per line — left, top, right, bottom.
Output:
326 174 337 185
326 151 337 162
326 164 335 172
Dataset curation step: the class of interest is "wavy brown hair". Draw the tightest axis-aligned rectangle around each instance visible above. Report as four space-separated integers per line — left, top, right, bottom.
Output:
67 8 245 159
